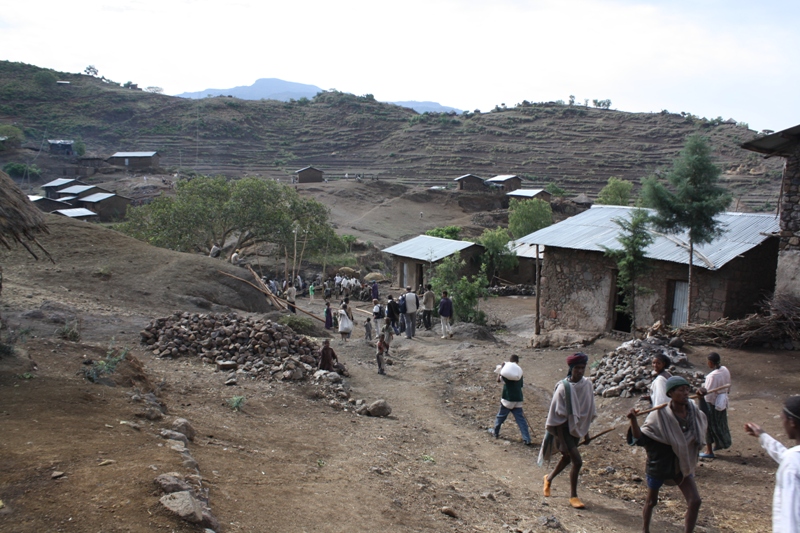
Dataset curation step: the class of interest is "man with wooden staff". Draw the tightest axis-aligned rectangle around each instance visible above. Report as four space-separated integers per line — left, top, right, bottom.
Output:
539 352 596 509
627 376 707 533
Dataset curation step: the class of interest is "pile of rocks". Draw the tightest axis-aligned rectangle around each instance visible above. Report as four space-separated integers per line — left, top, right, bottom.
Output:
488 284 536 297
592 336 704 398
140 312 322 382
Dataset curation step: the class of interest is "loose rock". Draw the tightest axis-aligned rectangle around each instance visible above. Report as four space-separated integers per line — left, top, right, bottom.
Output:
160 491 203 523
367 399 392 417
172 418 196 441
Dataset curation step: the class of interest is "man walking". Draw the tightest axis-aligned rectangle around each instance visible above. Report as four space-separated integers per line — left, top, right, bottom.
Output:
539 353 596 509
402 286 419 339
438 290 453 339
422 284 435 331
490 355 531 445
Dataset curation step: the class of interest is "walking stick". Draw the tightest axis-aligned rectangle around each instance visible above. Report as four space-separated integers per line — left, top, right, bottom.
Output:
580 384 732 445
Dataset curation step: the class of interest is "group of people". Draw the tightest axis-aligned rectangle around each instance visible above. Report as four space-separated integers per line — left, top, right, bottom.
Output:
491 351 798 533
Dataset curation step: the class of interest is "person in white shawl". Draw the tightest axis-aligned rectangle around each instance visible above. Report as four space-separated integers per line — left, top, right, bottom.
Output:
649 353 672 408
627 376 707 533
539 353 596 509
698 352 731 458
745 395 800 533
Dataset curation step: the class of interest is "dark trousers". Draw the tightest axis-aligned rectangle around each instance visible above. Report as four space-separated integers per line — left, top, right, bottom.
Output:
422 310 432 330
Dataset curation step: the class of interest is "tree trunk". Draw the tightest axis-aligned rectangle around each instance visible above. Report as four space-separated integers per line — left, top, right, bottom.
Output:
687 239 694 325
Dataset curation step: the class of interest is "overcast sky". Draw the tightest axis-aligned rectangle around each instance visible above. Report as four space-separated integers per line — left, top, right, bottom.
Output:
2 0 798 132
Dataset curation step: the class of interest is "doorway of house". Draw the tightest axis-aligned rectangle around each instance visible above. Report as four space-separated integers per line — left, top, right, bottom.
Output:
612 288 632 333
668 280 689 327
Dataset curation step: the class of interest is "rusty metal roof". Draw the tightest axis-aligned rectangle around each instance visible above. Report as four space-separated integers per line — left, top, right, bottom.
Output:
382 235 481 262
517 205 779 270
741 124 800 156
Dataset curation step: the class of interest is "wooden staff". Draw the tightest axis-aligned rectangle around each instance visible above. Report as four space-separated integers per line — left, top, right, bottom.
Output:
584 383 733 444
220 269 327 324
246 265 285 309
636 383 731 416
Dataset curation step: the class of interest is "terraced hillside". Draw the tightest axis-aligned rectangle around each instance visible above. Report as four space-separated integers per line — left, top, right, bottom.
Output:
0 61 782 209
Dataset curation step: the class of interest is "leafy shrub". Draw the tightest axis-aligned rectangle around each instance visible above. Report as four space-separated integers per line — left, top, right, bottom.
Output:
3 163 41 179
278 315 316 335
228 396 246 411
34 71 57 89
84 345 128 383
55 321 81 342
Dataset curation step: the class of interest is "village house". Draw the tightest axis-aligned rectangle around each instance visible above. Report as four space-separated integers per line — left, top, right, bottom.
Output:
454 174 485 191
40 178 87 199
75 192 131 222
485 175 522 192
742 124 800 300
521 206 779 333
382 235 483 289
47 139 74 156
294 166 324 183
52 208 98 221
106 151 160 169
27 195 70 213
55 184 109 204
506 189 552 203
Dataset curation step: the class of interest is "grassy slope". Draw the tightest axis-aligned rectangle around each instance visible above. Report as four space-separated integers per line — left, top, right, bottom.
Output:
0 60 781 209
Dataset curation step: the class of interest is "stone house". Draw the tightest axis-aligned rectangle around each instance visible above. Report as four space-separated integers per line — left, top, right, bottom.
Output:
382 235 483 289
485 175 522 192
75 192 131 222
106 151 160 169
742 124 800 299
48 139 74 156
522 206 779 333
294 166 324 183
454 174 485 191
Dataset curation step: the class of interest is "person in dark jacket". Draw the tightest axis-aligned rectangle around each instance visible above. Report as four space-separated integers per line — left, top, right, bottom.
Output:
438 290 453 339
386 295 401 334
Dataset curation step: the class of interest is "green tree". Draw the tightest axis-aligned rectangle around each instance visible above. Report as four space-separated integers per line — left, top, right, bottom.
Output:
478 227 517 284
34 71 57 89
341 234 357 252
74 139 86 157
429 253 489 324
425 226 461 240
545 182 568 198
84 65 99 77
508 198 552 239
592 99 612 109
3 163 41 179
602 209 653 337
641 134 732 324
597 177 633 206
0 125 24 150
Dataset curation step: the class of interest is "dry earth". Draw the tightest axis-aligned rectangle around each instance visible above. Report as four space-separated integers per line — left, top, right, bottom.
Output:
1 187 798 533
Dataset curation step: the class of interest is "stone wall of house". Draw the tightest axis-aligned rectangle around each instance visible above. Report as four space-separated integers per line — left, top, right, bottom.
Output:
540 248 615 331
776 147 800 298
541 241 778 332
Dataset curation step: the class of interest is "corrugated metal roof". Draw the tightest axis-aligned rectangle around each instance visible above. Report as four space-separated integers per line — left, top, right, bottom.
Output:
294 166 323 173
110 152 158 157
53 208 97 218
487 175 518 182
47 139 74 145
508 240 544 259
382 235 481 262
741 124 800 156
58 185 97 194
41 178 79 188
517 205 779 270
454 174 482 181
79 192 115 203
507 189 546 198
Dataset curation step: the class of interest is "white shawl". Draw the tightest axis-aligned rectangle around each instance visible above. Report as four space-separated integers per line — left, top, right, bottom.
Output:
650 374 670 407
641 400 707 478
545 377 596 439
703 366 731 410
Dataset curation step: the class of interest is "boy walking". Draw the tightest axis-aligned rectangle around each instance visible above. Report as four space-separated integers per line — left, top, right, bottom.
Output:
490 355 531 445
376 317 393 375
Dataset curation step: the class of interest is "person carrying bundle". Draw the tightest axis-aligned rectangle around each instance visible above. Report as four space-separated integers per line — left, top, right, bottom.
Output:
539 352 596 509
627 376 708 533
489 355 531 445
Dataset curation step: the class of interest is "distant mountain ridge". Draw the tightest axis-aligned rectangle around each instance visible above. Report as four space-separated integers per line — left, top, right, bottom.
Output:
175 78 462 114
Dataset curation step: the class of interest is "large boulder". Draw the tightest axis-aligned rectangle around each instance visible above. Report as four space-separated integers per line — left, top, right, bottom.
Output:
367 399 392 417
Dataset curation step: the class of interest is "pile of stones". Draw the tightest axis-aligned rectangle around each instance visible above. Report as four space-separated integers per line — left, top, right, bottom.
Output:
591 336 704 398
488 284 536 297
140 312 321 382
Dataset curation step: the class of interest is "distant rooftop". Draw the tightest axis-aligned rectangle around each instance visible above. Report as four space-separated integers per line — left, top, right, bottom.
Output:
507 189 546 198
53 208 97 218
41 178 81 189
109 151 158 158
382 235 481 263
294 166 323 173
47 139 74 145
486 175 518 182
57 185 98 195
78 192 116 203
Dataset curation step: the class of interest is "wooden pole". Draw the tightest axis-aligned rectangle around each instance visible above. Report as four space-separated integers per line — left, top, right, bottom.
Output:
245 266 285 309
534 244 541 336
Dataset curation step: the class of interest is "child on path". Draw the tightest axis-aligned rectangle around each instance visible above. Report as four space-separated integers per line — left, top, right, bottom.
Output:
376 317 392 375
364 318 373 341
438 290 453 339
490 355 531 445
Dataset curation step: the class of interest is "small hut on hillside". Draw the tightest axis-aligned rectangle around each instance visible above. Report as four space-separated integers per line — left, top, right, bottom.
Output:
294 166 324 183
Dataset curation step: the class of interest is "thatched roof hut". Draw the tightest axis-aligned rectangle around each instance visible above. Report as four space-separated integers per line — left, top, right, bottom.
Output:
0 170 50 260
